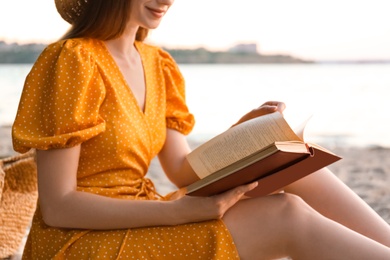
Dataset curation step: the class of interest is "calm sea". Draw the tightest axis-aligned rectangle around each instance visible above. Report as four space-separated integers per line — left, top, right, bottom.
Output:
1 63 390 148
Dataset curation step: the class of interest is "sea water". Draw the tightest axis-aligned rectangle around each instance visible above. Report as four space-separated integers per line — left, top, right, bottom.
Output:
1 63 390 148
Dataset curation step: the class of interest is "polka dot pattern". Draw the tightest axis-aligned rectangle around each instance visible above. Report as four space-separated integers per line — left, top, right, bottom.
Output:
13 38 239 259
25 207 239 259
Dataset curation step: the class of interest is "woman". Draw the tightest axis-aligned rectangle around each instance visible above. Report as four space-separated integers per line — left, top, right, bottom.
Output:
12 0 390 259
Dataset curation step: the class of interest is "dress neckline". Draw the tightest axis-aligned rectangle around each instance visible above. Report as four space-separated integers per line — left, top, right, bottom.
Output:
99 40 149 116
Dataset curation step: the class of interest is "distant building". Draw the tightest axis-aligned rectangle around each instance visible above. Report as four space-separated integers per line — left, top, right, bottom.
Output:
228 43 259 54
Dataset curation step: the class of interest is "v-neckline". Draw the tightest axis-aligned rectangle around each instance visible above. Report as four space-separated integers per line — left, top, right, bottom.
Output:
100 40 148 116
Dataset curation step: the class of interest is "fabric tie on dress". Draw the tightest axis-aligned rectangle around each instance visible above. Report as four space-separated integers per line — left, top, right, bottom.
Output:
135 177 163 200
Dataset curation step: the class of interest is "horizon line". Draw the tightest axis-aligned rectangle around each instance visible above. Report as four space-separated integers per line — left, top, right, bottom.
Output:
1 39 390 63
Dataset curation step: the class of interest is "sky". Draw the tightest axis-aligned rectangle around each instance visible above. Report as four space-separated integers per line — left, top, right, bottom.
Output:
1 0 390 61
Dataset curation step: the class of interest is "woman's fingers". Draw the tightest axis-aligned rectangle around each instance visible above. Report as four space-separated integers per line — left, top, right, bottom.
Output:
259 101 286 114
218 181 258 202
212 181 259 217
233 101 286 126
172 182 258 223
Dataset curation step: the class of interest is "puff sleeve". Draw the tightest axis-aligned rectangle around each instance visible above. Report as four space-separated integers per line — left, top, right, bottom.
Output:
159 49 195 135
12 40 106 153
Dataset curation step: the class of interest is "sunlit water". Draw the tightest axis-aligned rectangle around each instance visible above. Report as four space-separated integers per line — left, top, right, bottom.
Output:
1 63 390 148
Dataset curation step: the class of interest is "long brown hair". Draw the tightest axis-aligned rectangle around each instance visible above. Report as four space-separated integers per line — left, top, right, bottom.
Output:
61 0 149 41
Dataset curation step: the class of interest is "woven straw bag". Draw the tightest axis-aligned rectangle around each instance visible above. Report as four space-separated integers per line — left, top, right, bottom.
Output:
0 150 38 258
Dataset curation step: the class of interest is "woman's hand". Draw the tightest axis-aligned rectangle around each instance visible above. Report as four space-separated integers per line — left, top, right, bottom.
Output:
233 101 286 127
169 182 258 224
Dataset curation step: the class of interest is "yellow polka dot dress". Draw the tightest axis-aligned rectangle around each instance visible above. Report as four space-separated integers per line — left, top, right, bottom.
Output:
12 38 240 259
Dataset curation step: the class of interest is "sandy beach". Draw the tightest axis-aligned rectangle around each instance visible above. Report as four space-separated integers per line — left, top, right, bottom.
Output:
1 124 389 258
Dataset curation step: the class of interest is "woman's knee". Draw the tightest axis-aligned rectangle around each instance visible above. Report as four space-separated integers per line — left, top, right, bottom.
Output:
226 192 315 223
223 193 319 259
277 193 315 215
225 192 317 232
269 193 318 227
267 193 323 250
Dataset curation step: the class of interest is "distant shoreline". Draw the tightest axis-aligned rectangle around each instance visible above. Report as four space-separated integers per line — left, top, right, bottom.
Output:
2 40 390 65
0 41 311 64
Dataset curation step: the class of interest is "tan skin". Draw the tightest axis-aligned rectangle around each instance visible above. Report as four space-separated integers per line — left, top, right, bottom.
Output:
37 0 390 259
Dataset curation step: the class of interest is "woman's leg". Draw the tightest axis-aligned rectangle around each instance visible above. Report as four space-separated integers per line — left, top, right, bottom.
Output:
284 167 390 246
223 193 390 260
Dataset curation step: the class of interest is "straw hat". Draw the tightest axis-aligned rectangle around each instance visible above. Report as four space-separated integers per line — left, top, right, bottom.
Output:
55 0 89 24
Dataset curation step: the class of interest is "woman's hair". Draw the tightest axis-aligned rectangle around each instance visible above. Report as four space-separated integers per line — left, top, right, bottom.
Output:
61 0 148 41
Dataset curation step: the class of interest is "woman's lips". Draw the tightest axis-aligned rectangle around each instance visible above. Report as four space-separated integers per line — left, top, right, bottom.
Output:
146 7 166 19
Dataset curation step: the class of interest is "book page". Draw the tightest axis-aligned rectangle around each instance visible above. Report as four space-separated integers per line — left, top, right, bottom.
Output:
187 112 302 178
293 115 312 140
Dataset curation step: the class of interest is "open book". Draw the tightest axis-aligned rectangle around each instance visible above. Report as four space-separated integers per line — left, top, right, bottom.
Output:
185 112 341 197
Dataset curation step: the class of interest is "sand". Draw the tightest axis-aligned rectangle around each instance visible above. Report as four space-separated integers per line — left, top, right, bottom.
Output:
1 125 389 258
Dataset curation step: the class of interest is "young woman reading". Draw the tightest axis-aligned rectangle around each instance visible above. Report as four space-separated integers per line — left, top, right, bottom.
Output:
12 0 390 259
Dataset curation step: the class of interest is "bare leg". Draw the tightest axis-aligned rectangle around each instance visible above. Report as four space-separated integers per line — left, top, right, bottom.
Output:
223 193 390 260
284 168 390 246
